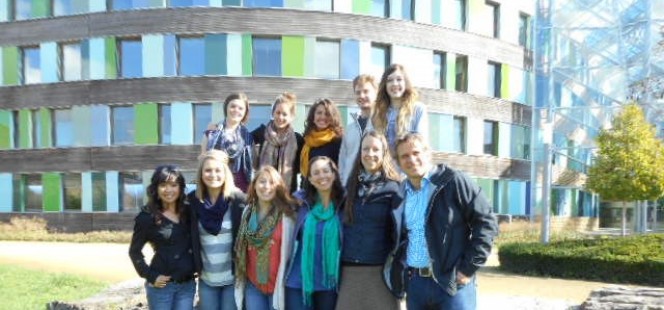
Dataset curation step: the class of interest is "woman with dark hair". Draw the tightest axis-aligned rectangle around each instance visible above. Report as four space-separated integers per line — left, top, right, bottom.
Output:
251 92 304 193
285 156 344 310
201 92 254 192
336 131 403 310
299 99 343 187
234 166 299 310
188 150 246 310
129 165 198 310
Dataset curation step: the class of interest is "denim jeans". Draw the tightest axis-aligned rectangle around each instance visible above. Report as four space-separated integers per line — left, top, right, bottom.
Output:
197 280 237 310
405 273 476 310
244 281 275 310
285 287 337 310
144 280 196 310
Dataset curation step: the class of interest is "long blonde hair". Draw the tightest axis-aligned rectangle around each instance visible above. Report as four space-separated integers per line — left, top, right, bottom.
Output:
195 150 236 201
372 64 419 137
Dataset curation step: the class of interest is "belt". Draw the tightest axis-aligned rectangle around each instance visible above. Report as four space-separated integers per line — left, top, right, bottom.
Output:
171 275 195 284
408 266 433 278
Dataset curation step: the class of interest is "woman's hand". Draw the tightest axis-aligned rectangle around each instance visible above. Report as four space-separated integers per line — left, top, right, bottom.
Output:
153 275 171 288
456 271 470 285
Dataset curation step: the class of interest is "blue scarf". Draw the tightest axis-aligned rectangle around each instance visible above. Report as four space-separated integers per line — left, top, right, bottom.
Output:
196 195 229 235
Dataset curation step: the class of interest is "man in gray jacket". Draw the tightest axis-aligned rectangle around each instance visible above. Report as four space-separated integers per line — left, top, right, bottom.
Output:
338 74 378 186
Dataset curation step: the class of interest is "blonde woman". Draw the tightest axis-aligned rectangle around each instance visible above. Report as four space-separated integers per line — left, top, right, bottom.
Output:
188 150 247 310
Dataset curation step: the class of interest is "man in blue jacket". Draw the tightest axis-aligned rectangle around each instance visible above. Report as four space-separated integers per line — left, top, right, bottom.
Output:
391 133 498 310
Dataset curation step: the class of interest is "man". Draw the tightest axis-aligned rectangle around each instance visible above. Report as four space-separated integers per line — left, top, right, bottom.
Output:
388 133 498 309
338 74 378 186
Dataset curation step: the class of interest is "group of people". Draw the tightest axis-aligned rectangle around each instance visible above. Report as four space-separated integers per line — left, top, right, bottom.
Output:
128 64 499 310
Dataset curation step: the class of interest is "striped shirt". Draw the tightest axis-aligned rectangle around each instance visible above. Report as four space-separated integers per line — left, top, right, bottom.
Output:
199 210 235 286
404 173 433 268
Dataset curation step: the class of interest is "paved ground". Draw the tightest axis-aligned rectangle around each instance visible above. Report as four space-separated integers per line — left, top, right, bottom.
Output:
0 241 611 309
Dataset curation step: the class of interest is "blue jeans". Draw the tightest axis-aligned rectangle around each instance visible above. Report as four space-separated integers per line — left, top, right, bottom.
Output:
406 274 476 310
245 281 275 310
197 280 237 310
285 287 337 310
144 280 196 310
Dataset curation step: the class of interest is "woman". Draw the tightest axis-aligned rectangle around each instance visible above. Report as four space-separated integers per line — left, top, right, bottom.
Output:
252 92 304 193
285 156 344 310
202 93 254 192
299 99 343 187
336 131 403 310
234 166 298 310
372 64 429 157
188 150 247 310
129 165 198 310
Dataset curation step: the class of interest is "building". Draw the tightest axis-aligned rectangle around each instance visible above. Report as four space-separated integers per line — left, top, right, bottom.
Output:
0 0 537 230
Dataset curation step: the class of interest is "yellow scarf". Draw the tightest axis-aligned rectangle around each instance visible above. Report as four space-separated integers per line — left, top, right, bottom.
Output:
300 128 338 177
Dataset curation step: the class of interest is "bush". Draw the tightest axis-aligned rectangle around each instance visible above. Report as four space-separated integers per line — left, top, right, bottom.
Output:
498 234 664 286
0 217 131 243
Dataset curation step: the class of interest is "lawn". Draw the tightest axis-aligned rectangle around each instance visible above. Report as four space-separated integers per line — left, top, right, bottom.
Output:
0 263 109 310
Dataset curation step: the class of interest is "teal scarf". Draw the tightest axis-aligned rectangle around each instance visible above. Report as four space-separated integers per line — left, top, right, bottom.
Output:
301 199 340 305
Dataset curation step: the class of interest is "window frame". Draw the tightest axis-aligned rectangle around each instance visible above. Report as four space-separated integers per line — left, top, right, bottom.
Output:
111 105 135 146
252 36 283 77
20 45 41 85
488 61 501 98
455 55 468 92
176 35 205 76
483 120 499 156
485 0 500 38
453 115 467 154
59 40 83 82
433 51 447 90
117 36 143 79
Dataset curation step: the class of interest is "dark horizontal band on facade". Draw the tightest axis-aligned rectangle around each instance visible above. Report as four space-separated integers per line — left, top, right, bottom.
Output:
0 76 531 126
0 145 531 180
0 7 527 69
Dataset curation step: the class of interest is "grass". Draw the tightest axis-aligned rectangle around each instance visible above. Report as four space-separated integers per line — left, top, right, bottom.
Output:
0 217 132 243
0 263 109 310
495 220 588 247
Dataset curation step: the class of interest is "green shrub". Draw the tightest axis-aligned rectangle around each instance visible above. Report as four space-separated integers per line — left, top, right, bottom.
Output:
498 234 664 286
0 217 131 243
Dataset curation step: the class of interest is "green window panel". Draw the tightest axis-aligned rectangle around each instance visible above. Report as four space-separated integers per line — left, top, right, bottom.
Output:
352 0 371 14
282 36 305 77
18 109 32 148
105 37 118 79
242 34 253 76
476 178 495 207
12 175 25 212
445 53 456 90
38 108 53 147
501 64 510 99
31 0 51 18
42 173 62 212
338 106 348 127
205 34 227 75
0 110 12 149
135 103 159 145
2 47 19 86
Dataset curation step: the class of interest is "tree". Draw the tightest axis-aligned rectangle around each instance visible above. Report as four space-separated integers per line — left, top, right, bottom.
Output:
586 103 664 236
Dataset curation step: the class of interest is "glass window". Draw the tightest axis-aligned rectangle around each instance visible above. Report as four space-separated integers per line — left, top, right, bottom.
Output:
61 42 82 81
453 116 466 153
15 0 32 20
53 108 74 147
453 0 467 30
488 61 501 97
245 105 271 132
119 172 143 212
402 0 413 20
112 106 135 145
455 55 468 92
253 37 282 77
519 13 531 48
178 36 205 76
54 0 85 16
370 44 390 78
21 46 41 84
32 110 43 148
12 111 19 149
24 174 43 212
245 0 282 7
433 51 446 89
63 173 82 211
483 120 498 155
160 104 171 144
169 0 208 7
370 0 388 17
305 0 332 11
486 1 500 38
193 103 212 144
111 0 153 10
91 172 107 211
118 38 143 78
315 40 340 79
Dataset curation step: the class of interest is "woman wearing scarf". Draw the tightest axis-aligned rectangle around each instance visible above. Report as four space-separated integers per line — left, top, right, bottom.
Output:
188 150 247 310
251 92 304 194
201 93 254 192
234 166 298 310
299 98 343 189
285 156 344 310
335 131 403 310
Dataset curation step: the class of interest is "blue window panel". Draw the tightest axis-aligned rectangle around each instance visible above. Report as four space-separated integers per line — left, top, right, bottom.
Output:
226 34 243 76
509 181 526 215
498 122 510 157
253 37 281 76
54 0 88 16
111 0 155 10
106 171 119 212
89 0 106 12
88 38 106 79
245 0 282 7
193 103 212 144
54 109 74 147
429 113 453 152
143 35 165 77
120 39 142 78
179 36 205 76
204 34 226 75
62 42 83 81
304 0 331 11
163 35 177 76
81 172 93 212
160 104 171 144
370 0 388 17
209 0 222 6
314 40 340 79
402 0 413 20
91 105 110 146
112 106 135 145
0 173 11 212
340 39 359 80
40 42 59 83
245 105 271 132
22 46 41 84
170 0 209 6
0 0 10 22
171 102 193 145
15 0 31 20
72 105 92 146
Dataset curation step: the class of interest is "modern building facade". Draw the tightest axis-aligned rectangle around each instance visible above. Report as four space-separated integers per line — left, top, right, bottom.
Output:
0 0 539 227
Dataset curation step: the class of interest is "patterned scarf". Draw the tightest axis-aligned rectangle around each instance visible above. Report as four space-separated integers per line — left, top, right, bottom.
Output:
259 121 298 191
235 204 281 285
301 200 340 305
211 123 247 174
300 128 338 177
